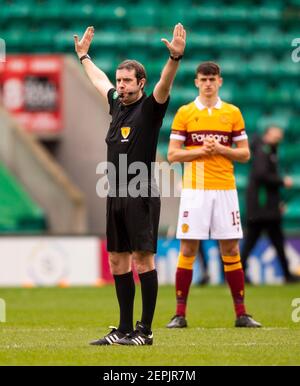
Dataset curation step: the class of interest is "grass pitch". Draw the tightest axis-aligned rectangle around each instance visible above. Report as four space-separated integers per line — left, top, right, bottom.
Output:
0 284 300 366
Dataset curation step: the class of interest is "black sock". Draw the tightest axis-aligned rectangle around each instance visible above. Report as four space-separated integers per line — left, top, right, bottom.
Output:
113 271 135 334
138 269 158 332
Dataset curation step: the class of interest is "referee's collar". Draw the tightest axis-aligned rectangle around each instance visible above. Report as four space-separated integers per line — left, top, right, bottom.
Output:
194 96 222 110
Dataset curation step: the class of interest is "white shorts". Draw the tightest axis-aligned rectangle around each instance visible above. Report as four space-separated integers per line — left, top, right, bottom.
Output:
176 189 243 240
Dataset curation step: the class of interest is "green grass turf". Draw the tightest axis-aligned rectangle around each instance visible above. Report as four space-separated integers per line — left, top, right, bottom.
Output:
0 284 300 365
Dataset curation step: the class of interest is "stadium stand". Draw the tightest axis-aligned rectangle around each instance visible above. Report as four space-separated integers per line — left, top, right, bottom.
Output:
1 0 299 232
0 107 87 234
0 163 46 232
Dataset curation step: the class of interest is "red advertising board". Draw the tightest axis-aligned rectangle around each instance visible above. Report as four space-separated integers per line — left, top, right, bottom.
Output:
0 55 63 138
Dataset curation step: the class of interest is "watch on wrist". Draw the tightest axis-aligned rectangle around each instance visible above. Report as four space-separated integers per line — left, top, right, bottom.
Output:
170 54 183 61
79 54 91 63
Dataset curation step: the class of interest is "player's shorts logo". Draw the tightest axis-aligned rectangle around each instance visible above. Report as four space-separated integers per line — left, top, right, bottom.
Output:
121 127 131 139
181 223 189 233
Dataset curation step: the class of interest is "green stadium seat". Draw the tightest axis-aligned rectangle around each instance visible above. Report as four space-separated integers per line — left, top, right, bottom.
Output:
240 107 263 132
235 162 250 187
280 143 300 167
158 6 185 28
235 173 248 191
251 6 282 23
1 30 23 51
256 111 292 133
247 54 277 77
93 31 123 48
157 142 169 159
33 4 63 21
126 5 157 29
67 4 96 21
219 80 239 101
276 59 299 78
215 34 245 51
125 33 152 62
170 88 197 109
260 0 285 8
186 32 216 53
92 5 128 31
220 6 248 23
0 3 31 21
191 0 223 6
289 174 300 190
218 55 246 78
283 199 300 233
160 114 174 141
0 164 47 233
224 24 251 37
286 120 300 141
184 6 220 23
94 55 119 74
265 86 294 107
287 0 300 6
245 80 269 103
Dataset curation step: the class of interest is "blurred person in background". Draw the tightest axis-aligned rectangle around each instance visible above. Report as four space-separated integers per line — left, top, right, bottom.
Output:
241 126 300 283
166 62 261 329
196 241 210 285
74 24 186 346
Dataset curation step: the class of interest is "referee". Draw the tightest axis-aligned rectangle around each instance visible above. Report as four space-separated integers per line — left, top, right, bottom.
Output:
74 24 186 345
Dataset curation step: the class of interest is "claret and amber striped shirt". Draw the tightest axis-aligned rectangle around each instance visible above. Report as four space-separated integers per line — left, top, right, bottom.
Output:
170 97 247 190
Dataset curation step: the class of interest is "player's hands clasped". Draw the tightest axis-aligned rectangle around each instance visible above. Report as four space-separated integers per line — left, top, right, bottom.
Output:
161 23 186 58
201 138 225 156
202 138 215 155
74 26 95 58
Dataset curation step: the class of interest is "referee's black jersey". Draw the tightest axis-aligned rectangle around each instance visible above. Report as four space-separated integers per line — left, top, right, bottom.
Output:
105 88 169 196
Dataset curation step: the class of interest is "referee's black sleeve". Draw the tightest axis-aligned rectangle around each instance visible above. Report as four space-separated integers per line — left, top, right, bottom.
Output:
143 93 170 120
107 88 118 115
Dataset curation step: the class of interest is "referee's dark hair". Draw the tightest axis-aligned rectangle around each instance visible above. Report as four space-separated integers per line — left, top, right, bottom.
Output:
117 60 147 88
196 61 221 77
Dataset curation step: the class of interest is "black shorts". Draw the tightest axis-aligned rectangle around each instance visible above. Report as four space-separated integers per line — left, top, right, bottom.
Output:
106 196 161 253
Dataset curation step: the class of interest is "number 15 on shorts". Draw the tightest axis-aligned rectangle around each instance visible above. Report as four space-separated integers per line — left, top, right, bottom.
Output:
231 211 240 226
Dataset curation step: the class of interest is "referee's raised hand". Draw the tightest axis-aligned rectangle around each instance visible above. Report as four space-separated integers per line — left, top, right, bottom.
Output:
161 23 186 58
74 26 95 58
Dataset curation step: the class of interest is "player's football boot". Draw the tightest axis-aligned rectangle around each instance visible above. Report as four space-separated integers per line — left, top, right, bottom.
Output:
166 315 188 328
235 314 262 328
115 321 153 346
89 326 126 345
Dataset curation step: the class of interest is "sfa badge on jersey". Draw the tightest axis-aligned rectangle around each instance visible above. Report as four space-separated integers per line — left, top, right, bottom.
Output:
121 127 131 142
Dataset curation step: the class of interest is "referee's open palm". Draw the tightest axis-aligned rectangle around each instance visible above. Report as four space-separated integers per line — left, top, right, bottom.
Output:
161 23 186 57
74 26 94 57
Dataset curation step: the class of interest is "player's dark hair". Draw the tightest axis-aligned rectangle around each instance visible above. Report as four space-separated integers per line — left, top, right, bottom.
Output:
196 61 221 77
117 60 147 87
